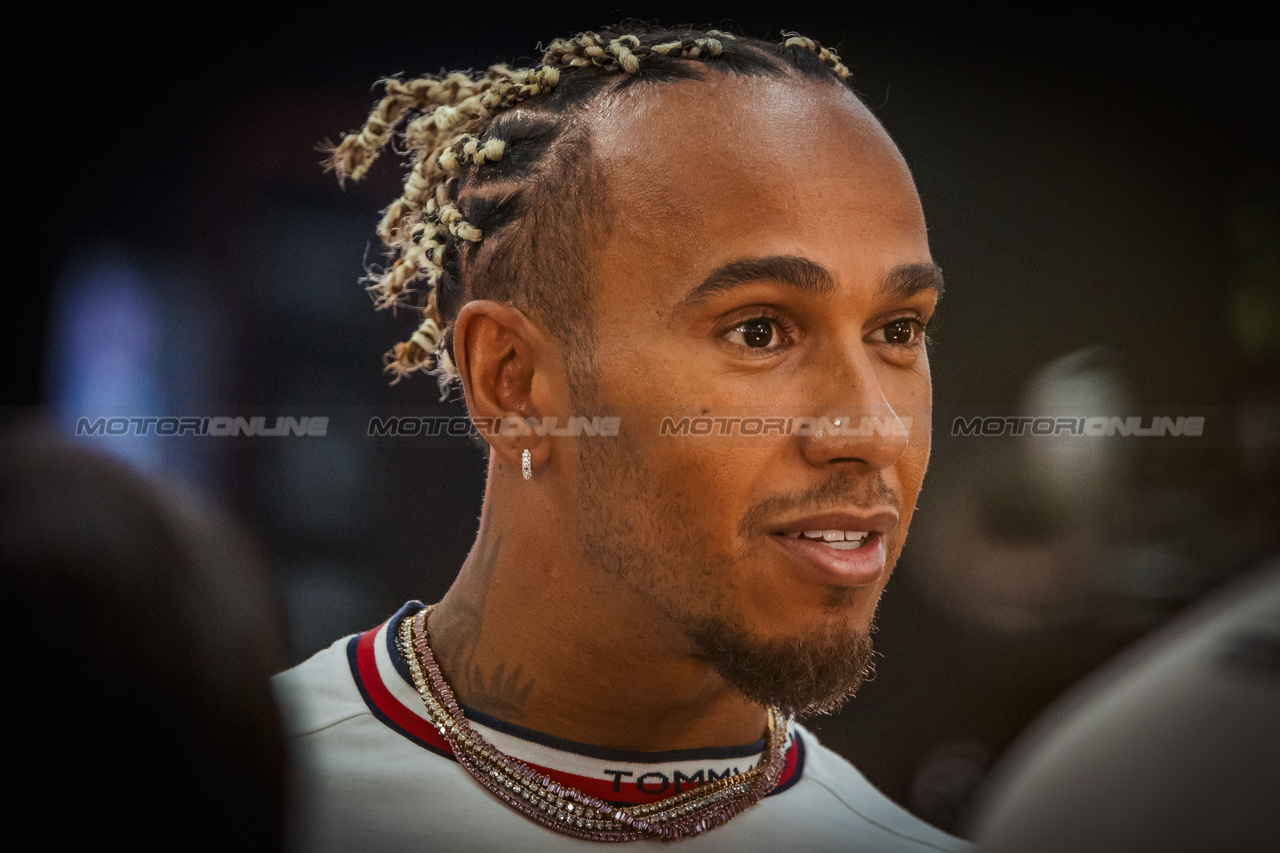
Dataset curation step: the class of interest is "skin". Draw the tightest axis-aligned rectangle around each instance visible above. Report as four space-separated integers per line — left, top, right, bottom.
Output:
429 71 939 751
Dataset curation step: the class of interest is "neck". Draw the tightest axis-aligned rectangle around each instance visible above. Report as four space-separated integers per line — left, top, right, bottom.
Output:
427 459 766 752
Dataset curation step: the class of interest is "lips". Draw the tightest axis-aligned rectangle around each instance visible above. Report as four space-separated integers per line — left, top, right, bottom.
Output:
768 510 896 587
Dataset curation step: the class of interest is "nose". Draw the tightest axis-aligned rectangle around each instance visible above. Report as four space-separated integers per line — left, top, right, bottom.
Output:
798 346 912 472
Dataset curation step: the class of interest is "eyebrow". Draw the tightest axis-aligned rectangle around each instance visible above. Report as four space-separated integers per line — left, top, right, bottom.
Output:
680 256 834 306
882 262 945 301
679 255 945 306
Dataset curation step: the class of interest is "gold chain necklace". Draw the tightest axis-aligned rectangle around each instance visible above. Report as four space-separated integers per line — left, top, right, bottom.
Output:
398 606 788 842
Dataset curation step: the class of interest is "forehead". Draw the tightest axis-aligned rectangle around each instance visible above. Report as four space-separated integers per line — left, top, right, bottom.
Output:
585 72 928 306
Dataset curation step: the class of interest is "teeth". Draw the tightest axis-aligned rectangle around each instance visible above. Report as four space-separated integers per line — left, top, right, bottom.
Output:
789 529 870 545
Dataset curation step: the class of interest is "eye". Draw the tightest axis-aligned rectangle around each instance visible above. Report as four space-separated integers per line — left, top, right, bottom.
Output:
874 318 926 347
724 316 785 350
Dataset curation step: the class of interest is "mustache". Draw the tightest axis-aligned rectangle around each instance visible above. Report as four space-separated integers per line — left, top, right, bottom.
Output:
738 472 899 537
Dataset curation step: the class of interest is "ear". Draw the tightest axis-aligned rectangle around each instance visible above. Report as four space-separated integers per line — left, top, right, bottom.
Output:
451 301 567 471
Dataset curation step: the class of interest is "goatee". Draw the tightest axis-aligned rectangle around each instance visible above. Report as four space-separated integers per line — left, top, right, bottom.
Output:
686 616 877 718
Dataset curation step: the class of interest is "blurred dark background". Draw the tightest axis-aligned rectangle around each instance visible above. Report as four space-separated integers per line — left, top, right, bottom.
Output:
7 5 1278 836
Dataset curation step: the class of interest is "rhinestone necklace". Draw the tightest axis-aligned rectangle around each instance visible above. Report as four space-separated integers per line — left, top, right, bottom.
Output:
398 606 788 842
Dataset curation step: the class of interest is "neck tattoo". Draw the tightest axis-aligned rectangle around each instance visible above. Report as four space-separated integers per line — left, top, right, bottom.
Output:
399 606 789 841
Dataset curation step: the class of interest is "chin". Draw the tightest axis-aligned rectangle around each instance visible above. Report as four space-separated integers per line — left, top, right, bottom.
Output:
684 607 878 718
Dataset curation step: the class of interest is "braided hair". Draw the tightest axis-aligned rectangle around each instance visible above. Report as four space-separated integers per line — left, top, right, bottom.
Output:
327 25 854 396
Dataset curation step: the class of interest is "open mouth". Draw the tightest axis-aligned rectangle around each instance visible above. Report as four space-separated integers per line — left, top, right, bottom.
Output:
768 526 889 587
781 529 872 550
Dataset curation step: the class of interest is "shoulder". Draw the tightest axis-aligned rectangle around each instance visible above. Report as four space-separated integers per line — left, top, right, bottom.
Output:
272 633 369 736
745 724 971 852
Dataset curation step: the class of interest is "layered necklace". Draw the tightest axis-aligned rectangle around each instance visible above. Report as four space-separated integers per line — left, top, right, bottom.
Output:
398 606 788 842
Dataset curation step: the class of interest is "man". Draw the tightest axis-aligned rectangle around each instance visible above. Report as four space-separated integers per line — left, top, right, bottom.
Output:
275 24 966 851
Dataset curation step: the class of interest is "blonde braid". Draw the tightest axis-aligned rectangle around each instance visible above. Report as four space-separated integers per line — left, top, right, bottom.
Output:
336 61 576 388
782 34 852 80
608 34 643 74
371 252 424 309
376 151 440 244
543 32 650 74
326 73 486 184
378 286 447 381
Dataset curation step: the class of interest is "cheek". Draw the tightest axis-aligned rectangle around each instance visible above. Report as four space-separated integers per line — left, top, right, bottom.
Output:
886 443 932 568
898 443 932 504
630 415 773 562
877 353 931 404
882 358 932 480
888 371 932 560
651 440 755 528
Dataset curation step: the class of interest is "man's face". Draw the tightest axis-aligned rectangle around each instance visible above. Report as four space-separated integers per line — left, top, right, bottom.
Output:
568 72 937 715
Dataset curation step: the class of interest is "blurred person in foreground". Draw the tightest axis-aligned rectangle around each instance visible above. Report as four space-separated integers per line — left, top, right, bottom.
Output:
274 23 964 851
1 433 288 850
966 557 1280 853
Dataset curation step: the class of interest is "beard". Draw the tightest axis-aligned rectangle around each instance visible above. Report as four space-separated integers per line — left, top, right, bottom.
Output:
683 612 876 718
570 389 882 718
